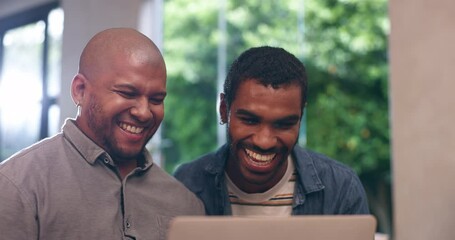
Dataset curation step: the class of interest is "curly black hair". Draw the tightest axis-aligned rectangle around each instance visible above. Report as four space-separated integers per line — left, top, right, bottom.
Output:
223 46 308 110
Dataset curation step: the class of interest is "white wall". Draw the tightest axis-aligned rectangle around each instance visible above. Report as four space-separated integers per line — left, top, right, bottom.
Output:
390 0 455 239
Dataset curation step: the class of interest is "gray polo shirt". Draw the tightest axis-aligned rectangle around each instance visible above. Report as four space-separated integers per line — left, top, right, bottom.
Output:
0 119 204 240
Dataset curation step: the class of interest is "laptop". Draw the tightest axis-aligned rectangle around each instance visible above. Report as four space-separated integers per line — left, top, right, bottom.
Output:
167 215 376 240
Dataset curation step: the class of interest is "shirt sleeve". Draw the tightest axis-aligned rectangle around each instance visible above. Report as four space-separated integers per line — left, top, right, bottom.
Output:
0 173 38 239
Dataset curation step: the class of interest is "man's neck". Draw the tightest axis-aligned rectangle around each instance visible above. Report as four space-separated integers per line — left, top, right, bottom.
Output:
116 159 137 179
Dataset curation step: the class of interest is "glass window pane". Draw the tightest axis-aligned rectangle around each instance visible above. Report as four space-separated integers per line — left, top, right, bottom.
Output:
0 22 45 160
47 8 64 135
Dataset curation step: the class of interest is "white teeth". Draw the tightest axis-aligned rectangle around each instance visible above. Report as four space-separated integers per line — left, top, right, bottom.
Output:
245 149 275 162
120 123 144 134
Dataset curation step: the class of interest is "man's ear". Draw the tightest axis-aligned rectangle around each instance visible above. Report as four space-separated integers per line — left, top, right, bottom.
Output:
219 93 228 124
71 73 87 105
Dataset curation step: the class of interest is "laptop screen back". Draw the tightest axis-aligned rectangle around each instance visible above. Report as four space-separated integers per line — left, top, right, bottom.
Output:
167 215 376 240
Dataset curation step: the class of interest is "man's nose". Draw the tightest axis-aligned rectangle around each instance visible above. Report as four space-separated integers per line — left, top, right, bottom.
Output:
252 125 277 150
130 97 152 122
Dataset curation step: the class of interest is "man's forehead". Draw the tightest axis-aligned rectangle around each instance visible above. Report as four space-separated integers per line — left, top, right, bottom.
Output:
231 82 302 118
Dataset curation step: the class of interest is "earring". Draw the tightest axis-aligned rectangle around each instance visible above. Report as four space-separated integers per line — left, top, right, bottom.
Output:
76 102 81 116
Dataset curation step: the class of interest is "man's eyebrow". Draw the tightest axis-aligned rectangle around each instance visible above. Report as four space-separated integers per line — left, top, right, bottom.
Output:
277 115 301 122
112 83 166 96
235 109 258 117
235 109 301 122
112 83 136 90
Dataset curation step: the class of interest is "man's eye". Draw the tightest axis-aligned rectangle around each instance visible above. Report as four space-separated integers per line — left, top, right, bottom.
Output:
241 118 258 125
116 91 136 98
149 97 164 105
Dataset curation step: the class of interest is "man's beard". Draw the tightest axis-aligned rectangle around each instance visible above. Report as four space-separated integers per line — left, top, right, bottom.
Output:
85 96 144 161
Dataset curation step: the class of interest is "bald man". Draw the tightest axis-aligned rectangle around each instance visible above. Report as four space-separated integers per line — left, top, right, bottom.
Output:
0 28 204 239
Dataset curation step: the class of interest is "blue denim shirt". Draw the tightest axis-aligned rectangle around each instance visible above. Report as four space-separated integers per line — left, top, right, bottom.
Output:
174 144 369 215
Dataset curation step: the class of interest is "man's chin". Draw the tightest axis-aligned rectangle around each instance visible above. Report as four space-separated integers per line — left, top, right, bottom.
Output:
111 147 143 161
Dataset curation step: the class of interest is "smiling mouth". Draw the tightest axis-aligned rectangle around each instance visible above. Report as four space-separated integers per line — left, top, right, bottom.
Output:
119 122 144 134
245 148 276 166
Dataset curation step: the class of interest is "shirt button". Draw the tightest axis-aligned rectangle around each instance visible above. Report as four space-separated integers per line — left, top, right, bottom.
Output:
126 221 131 228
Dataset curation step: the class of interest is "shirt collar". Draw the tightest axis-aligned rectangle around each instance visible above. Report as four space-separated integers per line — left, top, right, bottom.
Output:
62 119 105 165
61 118 153 170
292 146 325 194
205 144 229 175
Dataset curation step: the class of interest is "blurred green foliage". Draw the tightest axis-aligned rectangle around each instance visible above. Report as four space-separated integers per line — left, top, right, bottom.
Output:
304 1 390 176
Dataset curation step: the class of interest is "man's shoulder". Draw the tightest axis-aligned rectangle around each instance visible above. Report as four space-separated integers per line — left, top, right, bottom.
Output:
173 146 227 194
293 146 358 179
0 134 66 207
293 146 369 214
175 145 228 176
149 164 203 205
0 134 64 173
173 150 218 179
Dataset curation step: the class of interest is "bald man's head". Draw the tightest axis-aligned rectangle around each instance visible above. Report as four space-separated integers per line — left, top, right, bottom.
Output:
78 28 165 81
71 28 167 162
